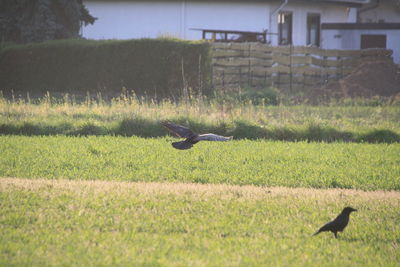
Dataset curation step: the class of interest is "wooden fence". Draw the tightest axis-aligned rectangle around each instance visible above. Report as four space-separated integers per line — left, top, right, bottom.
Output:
211 43 393 92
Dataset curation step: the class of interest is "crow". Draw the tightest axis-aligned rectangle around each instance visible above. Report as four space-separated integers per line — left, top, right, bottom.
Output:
313 206 357 238
162 121 233 150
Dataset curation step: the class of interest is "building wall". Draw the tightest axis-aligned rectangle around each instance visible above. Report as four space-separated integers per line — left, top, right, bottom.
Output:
268 3 356 46
82 1 271 40
81 2 182 39
82 1 399 63
358 1 400 23
185 2 271 40
82 1 356 46
322 29 400 63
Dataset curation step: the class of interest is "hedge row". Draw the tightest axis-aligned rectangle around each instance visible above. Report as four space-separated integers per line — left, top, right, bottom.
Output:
0 38 212 99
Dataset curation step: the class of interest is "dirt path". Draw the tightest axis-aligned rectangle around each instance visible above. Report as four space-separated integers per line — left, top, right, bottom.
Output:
1 177 399 201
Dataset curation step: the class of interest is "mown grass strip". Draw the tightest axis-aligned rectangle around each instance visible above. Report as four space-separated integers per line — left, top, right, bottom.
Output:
1 178 399 266
0 136 399 191
3 177 400 200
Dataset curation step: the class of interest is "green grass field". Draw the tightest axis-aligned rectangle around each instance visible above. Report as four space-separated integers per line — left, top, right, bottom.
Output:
1 178 399 266
0 136 399 190
1 99 399 266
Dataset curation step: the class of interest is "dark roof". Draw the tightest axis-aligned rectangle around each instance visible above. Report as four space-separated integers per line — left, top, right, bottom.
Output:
291 0 367 7
322 23 400 30
293 0 368 4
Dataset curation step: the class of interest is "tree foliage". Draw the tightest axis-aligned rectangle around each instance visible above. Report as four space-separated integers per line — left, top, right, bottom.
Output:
395 0 400 11
0 0 96 43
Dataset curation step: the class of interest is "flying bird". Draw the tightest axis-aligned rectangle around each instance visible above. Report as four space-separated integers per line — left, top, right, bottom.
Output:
313 206 357 238
162 121 233 150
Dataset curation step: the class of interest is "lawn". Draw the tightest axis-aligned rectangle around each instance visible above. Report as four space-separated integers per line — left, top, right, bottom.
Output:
0 136 399 191
1 178 399 266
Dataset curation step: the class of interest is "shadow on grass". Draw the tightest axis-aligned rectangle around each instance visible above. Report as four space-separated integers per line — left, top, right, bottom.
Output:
0 122 74 136
340 237 400 244
115 118 165 137
0 118 399 143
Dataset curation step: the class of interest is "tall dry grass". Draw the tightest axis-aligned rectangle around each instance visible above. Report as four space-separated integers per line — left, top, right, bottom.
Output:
1 92 399 142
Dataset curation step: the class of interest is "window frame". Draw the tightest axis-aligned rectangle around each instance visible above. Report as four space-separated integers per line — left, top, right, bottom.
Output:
278 11 293 45
307 13 321 47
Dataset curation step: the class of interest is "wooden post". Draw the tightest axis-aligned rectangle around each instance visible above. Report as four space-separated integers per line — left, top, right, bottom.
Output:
248 43 251 87
264 71 267 87
278 72 281 90
289 44 293 92
304 50 310 92
239 68 242 87
322 55 328 85
271 73 274 88
320 70 324 86
198 54 202 95
222 69 225 87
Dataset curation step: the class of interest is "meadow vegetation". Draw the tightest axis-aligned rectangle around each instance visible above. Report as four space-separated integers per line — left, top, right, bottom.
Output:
1 92 399 266
1 178 399 266
1 93 399 142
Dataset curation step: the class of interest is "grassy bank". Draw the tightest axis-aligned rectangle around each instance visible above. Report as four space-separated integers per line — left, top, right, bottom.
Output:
1 96 399 142
1 178 399 266
1 136 399 191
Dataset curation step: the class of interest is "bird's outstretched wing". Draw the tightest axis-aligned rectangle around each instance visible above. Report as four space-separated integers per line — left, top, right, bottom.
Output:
172 140 193 150
162 121 197 138
197 134 233 141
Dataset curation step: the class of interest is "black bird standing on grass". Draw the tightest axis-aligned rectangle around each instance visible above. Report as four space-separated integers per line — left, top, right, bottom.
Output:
162 121 233 150
313 207 357 238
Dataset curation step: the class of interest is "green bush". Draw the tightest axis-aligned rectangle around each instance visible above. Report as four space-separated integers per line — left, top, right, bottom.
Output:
0 38 212 99
211 87 280 106
239 87 280 105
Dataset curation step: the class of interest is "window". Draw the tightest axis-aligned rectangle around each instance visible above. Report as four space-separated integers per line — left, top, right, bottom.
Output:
361 34 386 49
278 12 292 45
307 14 320 47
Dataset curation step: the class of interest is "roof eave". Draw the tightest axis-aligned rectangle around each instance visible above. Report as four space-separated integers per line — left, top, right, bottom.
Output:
322 22 400 30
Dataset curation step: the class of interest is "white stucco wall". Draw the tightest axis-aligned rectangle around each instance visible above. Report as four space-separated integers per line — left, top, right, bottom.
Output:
82 1 356 46
82 2 182 39
268 3 356 46
322 29 400 63
82 1 272 40
359 2 400 23
184 2 271 40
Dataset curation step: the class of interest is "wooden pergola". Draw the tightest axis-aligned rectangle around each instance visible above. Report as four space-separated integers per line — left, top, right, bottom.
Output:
190 28 267 43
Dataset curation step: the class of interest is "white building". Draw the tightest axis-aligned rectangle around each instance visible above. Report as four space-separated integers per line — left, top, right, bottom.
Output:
322 1 400 63
82 0 400 63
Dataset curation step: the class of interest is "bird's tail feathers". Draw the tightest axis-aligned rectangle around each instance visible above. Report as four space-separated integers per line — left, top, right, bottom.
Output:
198 134 233 141
312 230 321 236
